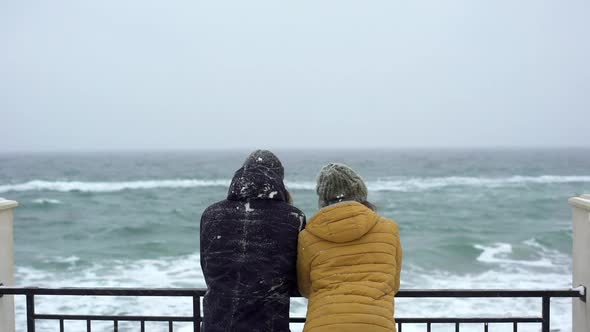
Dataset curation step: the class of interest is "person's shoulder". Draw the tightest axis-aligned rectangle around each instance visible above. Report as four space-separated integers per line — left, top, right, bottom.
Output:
282 204 306 225
201 200 232 220
285 204 306 218
268 200 305 218
378 215 398 224
270 203 306 232
376 215 400 232
203 199 227 212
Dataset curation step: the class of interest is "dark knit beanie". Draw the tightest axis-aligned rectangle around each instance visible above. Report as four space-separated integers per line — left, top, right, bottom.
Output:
243 150 285 179
316 163 368 208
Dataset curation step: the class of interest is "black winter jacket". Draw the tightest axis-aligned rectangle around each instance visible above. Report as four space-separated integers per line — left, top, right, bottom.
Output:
200 164 306 332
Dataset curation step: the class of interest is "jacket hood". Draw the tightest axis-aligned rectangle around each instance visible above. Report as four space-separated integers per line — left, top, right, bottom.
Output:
227 164 288 202
306 201 379 243
243 149 285 179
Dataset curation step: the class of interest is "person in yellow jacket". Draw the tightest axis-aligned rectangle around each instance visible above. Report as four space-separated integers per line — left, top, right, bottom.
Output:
297 163 402 332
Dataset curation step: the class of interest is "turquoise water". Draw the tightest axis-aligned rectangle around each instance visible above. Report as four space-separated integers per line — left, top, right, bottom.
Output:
1 149 589 331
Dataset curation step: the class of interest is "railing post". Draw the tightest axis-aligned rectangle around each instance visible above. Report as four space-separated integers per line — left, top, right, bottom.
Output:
0 199 18 332
193 295 200 332
26 293 35 332
541 296 550 332
570 194 590 332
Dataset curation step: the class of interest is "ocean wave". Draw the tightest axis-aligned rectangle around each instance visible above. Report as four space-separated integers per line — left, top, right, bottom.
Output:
42 255 81 264
14 253 206 332
1 175 589 193
368 175 590 191
14 248 571 332
399 263 571 332
474 243 555 267
0 179 231 193
32 198 62 205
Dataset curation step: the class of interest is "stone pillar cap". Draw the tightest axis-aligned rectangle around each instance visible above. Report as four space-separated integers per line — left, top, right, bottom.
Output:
570 195 590 211
0 199 18 211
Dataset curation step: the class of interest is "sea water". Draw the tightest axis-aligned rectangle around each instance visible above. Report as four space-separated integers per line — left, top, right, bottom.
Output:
1 149 589 332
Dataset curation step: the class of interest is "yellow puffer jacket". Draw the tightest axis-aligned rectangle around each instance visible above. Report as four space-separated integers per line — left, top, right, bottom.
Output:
297 201 402 332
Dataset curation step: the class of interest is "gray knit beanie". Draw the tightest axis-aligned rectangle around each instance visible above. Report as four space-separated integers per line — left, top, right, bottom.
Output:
243 149 285 179
316 163 368 208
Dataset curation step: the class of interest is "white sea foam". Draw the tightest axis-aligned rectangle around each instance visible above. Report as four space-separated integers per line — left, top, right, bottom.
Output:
0 179 231 193
43 255 81 264
13 239 572 332
2 175 589 193
15 253 206 332
368 175 590 192
32 198 62 205
397 240 572 331
398 265 572 332
474 243 555 267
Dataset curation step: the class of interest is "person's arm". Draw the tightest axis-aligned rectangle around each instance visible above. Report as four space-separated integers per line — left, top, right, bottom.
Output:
297 233 312 298
200 212 210 284
289 213 307 296
299 213 307 232
393 223 403 294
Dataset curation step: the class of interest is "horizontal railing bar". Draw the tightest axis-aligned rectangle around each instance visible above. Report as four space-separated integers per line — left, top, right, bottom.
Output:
395 317 543 323
288 317 544 324
33 314 542 324
35 314 196 322
0 288 204 297
396 289 582 298
0 287 583 298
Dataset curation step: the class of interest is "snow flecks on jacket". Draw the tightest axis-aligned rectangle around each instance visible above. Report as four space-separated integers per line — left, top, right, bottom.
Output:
244 202 254 212
200 161 306 332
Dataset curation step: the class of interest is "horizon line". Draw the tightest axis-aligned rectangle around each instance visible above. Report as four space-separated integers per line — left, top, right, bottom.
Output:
2 145 590 154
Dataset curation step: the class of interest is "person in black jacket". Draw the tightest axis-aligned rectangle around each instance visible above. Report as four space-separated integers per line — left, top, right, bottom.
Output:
200 150 306 332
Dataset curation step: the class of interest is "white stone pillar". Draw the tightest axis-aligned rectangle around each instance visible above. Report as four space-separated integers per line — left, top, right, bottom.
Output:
0 199 18 332
570 194 590 332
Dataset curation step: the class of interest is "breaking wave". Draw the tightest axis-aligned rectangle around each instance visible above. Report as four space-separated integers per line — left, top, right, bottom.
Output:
32 198 62 205
474 242 555 267
14 238 572 332
0 179 231 193
1 175 589 193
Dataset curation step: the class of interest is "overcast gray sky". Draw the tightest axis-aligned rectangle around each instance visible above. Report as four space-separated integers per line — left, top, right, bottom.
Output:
1 0 588 151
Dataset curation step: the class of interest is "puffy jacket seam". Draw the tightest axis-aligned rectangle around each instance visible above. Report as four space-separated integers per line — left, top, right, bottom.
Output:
312 250 396 265
313 261 397 270
312 269 397 282
307 323 394 332
303 235 399 249
308 239 397 248
312 289 395 298
369 230 400 235
306 312 395 330
308 293 394 308
307 242 397 256
307 312 394 323
311 284 395 300
312 253 396 269
308 300 394 311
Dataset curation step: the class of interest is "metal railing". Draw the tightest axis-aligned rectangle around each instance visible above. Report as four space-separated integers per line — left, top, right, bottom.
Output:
0 287 585 332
